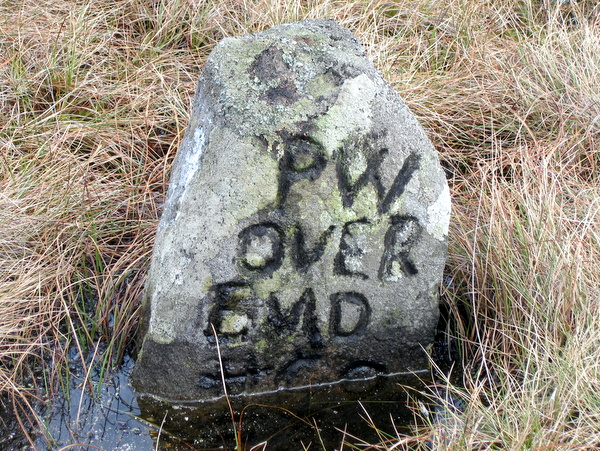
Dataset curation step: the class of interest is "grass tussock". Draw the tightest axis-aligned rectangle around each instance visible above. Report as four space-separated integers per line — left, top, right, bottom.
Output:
1 0 599 449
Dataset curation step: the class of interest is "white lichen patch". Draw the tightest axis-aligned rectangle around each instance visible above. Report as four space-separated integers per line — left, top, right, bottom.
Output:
343 145 368 185
314 74 376 156
426 184 451 240
159 126 207 231
174 127 206 196
148 290 177 344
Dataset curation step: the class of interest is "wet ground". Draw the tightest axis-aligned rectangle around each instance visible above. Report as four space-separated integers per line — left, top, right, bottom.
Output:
33 355 156 450
31 355 430 450
4 301 461 450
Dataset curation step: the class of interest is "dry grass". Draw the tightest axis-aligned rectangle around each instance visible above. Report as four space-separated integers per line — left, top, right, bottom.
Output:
1 0 599 449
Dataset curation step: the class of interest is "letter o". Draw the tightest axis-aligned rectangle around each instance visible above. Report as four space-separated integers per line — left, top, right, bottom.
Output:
237 223 284 277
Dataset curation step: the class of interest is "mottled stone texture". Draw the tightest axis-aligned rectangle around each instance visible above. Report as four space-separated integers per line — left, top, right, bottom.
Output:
132 19 450 401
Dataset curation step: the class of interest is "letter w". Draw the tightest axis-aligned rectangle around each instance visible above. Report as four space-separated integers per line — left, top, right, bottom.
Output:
337 145 420 215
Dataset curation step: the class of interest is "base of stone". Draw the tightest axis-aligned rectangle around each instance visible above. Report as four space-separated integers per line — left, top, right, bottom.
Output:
137 370 429 449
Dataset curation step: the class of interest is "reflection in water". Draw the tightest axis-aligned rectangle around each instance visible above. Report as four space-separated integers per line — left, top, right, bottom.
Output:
138 371 427 450
35 353 429 450
34 355 155 450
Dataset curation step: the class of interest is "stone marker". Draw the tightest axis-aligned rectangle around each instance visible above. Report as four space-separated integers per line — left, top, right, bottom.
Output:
132 19 450 401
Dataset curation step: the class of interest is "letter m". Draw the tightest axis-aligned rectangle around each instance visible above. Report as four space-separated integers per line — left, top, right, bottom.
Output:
266 288 323 349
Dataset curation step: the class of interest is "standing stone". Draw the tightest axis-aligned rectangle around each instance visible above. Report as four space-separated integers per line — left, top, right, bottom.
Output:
132 19 450 401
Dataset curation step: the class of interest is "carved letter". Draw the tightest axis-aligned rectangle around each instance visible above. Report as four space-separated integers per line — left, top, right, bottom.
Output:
329 292 371 337
337 136 421 214
334 219 370 279
237 223 284 277
292 224 336 271
337 138 386 210
277 136 326 206
378 153 421 214
266 288 324 349
204 282 256 341
379 216 420 281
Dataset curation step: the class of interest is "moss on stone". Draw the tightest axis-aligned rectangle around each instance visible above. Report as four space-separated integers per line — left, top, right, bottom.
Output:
220 313 249 335
252 272 283 300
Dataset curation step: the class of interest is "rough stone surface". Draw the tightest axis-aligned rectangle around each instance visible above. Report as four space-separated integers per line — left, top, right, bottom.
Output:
132 19 451 401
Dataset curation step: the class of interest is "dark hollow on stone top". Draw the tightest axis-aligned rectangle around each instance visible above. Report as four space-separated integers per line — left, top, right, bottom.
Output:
132 19 450 402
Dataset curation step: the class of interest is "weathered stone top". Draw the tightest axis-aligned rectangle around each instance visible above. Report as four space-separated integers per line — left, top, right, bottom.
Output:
132 19 450 401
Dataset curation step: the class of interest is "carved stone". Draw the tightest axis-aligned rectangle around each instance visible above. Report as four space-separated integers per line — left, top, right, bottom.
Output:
132 19 450 401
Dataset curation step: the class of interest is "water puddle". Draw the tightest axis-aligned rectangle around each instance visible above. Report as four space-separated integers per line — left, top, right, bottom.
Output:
137 372 427 450
34 355 155 450
27 305 460 450
32 354 431 450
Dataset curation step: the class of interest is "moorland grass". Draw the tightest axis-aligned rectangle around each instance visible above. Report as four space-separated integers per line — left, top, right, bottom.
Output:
1 0 599 449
